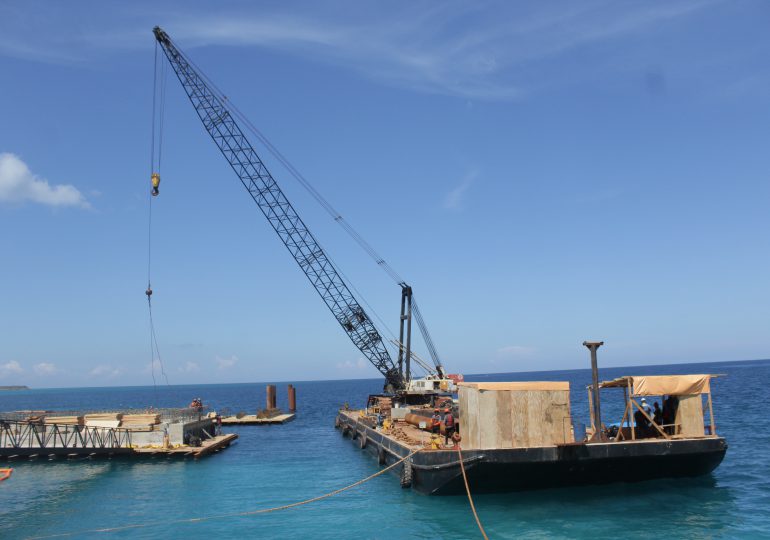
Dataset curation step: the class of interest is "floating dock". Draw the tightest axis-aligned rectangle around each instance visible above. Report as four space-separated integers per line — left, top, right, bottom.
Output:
0 408 237 461
220 413 295 425
132 433 238 458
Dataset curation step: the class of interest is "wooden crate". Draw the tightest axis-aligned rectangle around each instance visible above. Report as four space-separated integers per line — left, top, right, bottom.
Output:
459 382 573 450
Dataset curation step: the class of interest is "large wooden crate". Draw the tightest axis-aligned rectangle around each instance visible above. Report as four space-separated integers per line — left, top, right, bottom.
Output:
458 382 573 449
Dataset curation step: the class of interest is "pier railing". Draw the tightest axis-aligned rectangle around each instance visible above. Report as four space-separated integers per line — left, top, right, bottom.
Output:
0 420 133 451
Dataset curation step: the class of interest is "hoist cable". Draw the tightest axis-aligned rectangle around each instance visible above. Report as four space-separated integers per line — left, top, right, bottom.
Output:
180 55 443 368
146 40 170 396
179 49 402 347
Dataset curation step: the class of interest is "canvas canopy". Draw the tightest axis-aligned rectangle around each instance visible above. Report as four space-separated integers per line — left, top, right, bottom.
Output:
598 374 713 396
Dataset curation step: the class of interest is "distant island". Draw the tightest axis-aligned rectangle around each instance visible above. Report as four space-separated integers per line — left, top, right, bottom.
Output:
0 386 28 391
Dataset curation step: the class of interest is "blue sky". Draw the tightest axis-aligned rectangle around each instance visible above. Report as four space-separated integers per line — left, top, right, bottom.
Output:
0 1 768 388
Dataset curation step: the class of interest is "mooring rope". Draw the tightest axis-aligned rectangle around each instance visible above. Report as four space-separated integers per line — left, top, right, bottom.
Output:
27 448 423 539
457 444 489 540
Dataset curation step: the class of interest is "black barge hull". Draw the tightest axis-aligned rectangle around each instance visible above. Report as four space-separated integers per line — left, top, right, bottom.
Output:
336 413 727 495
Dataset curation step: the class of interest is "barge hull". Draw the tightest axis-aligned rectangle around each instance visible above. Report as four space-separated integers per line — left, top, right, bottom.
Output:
337 412 727 495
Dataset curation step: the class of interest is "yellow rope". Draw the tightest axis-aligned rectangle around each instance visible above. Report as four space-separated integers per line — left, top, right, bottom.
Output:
457 444 489 540
28 448 422 539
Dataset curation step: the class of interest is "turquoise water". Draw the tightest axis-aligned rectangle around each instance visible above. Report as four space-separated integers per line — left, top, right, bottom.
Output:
1 359 768 539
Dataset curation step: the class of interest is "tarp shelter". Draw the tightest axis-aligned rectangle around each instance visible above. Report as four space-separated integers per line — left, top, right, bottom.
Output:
593 374 720 440
598 375 713 396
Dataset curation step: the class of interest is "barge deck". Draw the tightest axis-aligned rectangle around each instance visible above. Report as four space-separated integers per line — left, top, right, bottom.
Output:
336 407 727 495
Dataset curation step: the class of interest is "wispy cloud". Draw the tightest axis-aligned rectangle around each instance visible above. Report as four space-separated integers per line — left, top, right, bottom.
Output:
178 361 200 373
443 171 476 210
0 2 721 100
90 364 124 378
0 153 90 208
33 362 59 376
336 357 367 371
0 360 23 377
216 355 238 370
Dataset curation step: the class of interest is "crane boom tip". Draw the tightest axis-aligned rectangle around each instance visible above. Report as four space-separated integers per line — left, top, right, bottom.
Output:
153 26 169 45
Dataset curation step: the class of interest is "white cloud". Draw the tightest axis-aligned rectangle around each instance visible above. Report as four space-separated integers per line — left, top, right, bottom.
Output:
497 345 536 358
33 362 58 376
179 361 200 373
216 355 238 370
336 357 367 370
0 360 24 377
89 364 124 378
0 153 89 208
443 171 476 210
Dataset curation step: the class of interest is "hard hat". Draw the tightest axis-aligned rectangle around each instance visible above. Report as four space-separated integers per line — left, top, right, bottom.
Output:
434 408 439 412
641 398 647 402
444 408 450 413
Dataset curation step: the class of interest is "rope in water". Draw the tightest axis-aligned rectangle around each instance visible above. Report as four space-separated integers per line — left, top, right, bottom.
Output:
27 448 423 539
457 444 490 540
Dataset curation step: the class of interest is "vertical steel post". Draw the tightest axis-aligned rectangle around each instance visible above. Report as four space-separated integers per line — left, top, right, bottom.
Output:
288 384 297 412
266 385 276 410
397 288 407 380
583 341 604 440
405 287 413 383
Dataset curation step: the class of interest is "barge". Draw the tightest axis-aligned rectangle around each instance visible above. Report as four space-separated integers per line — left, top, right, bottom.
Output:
336 374 727 495
0 408 237 460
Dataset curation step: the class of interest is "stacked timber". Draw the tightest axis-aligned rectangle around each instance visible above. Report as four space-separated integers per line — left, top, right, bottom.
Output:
120 414 161 431
458 382 573 450
84 413 123 428
43 416 84 426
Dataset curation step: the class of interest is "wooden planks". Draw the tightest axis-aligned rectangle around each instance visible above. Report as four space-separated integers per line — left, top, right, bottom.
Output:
220 413 295 425
43 416 83 425
460 384 573 449
676 394 705 437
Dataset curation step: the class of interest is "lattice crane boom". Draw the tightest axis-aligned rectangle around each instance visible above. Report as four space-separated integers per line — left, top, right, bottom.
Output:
153 27 404 391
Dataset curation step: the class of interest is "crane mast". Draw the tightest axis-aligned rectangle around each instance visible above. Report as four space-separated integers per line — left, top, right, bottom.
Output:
153 27 404 391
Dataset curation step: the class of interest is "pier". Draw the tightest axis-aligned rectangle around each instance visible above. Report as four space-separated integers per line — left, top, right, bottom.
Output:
0 408 237 460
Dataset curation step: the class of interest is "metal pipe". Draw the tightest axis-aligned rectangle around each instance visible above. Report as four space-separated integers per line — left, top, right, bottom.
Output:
288 385 296 412
583 341 604 440
266 385 276 410
398 290 407 380
405 288 413 383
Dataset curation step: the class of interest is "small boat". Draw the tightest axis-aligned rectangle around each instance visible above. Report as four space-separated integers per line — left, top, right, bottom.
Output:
0 468 13 482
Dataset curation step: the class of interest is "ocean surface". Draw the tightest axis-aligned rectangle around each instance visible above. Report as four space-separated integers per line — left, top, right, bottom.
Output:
1 359 768 539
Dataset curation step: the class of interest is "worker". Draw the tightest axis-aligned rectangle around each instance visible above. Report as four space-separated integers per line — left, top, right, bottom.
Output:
443 408 455 446
653 402 662 425
151 173 160 196
641 397 653 418
430 409 441 434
